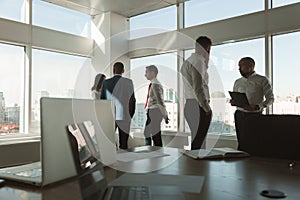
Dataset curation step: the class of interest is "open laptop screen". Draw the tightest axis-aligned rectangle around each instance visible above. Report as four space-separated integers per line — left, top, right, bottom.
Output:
67 120 100 172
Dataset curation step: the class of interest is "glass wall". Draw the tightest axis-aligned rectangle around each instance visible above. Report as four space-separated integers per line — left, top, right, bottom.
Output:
273 31 300 114
272 0 299 8
0 0 26 23
0 0 299 138
130 5 176 39
184 0 263 28
0 43 25 134
30 49 93 133
33 0 91 38
130 52 178 134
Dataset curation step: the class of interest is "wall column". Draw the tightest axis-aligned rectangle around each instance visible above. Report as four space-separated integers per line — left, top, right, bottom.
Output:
91 12 130 78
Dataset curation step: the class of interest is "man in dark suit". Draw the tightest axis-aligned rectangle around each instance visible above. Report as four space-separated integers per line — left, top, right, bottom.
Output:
100 62 136 149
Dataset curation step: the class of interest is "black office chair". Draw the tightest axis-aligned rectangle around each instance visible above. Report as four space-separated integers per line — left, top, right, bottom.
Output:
239 114 300 160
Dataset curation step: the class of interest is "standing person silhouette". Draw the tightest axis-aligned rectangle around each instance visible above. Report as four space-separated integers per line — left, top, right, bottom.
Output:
230 56 274 149
101 62 136 149
180 36 213 150
144 65 169 147
91 73 106 99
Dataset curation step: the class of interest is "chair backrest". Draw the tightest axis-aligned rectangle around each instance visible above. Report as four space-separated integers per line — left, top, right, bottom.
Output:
240 114 300 160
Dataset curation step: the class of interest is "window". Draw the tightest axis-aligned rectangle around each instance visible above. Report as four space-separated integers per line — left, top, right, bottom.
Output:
130 53 178 134
33 0 91 38
184 0 263 28
0 43 25 135
273 31 300 114
184 38 265 134
130 5 176 39
30 49 93 133
272 0 299 8
0 0 26 23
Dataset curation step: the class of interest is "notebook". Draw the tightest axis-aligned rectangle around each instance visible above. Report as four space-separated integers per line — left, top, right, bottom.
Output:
0 97 116 187
229 91 249 107
183 147 250 160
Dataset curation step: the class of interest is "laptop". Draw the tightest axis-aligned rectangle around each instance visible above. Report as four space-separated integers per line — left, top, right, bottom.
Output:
229 91 249 107
0 97 116 187
40 122 184 200
66 121 153 200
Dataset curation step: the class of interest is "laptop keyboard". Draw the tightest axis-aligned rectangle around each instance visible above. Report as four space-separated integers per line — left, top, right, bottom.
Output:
14 168 42 178
104 186 150 200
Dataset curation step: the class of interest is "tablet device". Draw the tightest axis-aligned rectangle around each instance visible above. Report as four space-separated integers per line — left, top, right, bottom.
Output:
229 91 249 107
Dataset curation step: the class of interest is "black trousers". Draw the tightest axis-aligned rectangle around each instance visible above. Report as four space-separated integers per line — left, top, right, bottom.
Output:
144 108 163 147
234 110 261 150
184 99 212 150
116 120 130 149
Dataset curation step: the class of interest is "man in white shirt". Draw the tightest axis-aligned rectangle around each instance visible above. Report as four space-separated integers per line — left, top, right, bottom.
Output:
144 65 169 146
180 36 212 150
230 57 274 149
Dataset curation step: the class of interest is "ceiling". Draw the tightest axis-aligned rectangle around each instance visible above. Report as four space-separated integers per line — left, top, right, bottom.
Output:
43 0 187 17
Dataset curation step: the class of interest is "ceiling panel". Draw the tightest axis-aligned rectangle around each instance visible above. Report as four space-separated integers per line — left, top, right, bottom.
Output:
43 0 187 17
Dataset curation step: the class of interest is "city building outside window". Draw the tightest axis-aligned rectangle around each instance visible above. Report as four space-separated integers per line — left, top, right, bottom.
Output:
130 53 178 134
0 43 25 134
30 49 93 133
273 31 300 114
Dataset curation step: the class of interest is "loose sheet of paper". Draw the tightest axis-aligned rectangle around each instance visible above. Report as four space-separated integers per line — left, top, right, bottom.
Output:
116 151 169 162
108 173 204 193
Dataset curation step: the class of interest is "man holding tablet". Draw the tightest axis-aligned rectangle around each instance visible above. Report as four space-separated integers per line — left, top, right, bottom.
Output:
230 57 274 149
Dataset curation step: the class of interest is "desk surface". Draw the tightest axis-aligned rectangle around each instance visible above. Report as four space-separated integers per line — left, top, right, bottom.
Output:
0 146 299 200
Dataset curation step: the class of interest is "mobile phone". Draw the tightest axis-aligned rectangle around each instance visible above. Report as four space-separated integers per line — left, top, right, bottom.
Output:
0 179 5 187
260 189 286 198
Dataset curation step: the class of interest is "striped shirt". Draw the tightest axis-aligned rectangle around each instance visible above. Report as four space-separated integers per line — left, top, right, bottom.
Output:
233 72 274 112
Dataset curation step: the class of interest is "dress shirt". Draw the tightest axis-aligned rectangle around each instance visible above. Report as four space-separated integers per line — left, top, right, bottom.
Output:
180 52 211 112
233 72 274 113
147 78 168 118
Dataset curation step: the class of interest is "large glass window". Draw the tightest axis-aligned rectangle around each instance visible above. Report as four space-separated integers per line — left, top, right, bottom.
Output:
184 38 265 135
130 5 176 39
30 49 93 133
130 53 178 134
33 0 91 38
184 0 263 28
0 43 25 135
273 31 300 114
272 0 299 8
0 0 26 23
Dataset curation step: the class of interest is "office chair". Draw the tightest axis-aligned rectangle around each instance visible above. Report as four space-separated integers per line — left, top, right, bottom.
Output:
239 114 300 160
